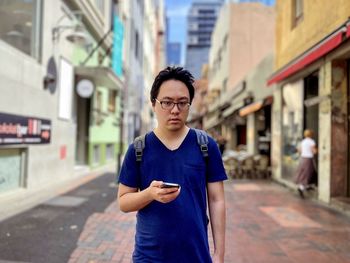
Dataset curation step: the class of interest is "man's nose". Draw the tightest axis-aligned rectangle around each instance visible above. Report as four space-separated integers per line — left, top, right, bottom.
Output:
171 103 181 113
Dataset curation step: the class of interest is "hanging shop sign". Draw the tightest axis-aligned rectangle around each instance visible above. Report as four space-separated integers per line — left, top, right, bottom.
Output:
76 79 94 98
0 112 51 145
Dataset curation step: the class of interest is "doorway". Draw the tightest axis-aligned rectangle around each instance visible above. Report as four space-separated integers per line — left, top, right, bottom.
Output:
304 72 319 184
348 61 350 197
75 96 91 165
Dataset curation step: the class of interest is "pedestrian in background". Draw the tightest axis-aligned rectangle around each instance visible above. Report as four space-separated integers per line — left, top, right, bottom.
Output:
216 134 227 155
295 129 317 198
117 66 227 263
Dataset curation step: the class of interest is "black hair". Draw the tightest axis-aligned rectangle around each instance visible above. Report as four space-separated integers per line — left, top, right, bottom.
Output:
150 66 195 105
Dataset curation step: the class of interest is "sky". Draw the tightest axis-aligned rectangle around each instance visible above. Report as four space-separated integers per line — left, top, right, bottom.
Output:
165 0 192 65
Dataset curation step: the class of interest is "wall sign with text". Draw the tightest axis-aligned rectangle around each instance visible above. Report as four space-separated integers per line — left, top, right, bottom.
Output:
0 112 51 145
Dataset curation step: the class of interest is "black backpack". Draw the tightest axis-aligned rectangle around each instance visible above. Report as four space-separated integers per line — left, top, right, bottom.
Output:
133 129 209 162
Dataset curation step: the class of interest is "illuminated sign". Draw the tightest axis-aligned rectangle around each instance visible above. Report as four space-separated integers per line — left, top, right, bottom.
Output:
0 112 51 145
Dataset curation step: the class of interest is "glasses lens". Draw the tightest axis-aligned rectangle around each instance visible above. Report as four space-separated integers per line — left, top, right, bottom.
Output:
178 102 189 110
161 101 174 110
157 99 190 110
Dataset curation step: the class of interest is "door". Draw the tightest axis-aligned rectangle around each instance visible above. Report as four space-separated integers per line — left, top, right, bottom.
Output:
75 96 91 165
304 73 319 181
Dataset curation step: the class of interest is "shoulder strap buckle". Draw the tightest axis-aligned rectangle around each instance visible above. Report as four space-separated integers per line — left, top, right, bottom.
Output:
134 134 146 162
194 128 209 158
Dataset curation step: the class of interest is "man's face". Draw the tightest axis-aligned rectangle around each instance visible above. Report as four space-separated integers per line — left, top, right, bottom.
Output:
153 79 191 132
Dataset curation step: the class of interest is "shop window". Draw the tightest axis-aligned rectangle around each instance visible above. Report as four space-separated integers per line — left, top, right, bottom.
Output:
0 148 25 193
108 90 117 113
93 144 100 164
291 0 303 29
94 90 104 125
106 143 114 160
0 0 42 59
282 80 304 181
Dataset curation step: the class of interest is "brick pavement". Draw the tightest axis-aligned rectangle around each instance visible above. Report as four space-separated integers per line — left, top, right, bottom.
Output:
68 180 350 263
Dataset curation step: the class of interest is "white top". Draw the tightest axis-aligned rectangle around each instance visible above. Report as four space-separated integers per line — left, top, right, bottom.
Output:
301 137 316 158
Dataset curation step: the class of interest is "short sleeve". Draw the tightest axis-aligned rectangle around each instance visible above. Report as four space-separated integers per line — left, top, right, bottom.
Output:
118 143 140 188
206 136 228 183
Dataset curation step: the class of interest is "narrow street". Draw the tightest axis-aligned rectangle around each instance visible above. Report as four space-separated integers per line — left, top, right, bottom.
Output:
1 173 349 263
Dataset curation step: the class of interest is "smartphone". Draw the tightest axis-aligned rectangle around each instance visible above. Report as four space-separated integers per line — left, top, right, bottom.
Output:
160 182 180 189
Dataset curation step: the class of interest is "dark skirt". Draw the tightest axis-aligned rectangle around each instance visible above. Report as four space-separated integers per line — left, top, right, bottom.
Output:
294 157 317 186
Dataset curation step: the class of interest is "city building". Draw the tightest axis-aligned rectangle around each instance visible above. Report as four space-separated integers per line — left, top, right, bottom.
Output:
118 0 145 143
185 0 224 79
269 0 350 209
141 0 166 134
0 0 123 205
187 64 209 129
205 2 275 156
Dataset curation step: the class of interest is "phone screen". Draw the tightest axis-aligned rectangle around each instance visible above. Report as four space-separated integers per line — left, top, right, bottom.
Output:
160 182 180 189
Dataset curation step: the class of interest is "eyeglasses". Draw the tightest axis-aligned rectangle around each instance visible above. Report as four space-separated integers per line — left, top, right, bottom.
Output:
155 99 191 111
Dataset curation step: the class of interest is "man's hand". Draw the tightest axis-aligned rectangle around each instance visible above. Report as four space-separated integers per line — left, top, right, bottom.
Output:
148 180 181 203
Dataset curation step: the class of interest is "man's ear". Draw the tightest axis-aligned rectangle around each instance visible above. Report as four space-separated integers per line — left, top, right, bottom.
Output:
150 101 155 112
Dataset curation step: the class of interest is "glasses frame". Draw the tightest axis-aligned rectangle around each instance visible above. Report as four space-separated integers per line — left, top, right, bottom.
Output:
155 98 191 111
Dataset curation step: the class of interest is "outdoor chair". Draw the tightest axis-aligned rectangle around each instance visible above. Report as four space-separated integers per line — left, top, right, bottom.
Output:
240 156 255 179
223 156 240 179
255 155 270 179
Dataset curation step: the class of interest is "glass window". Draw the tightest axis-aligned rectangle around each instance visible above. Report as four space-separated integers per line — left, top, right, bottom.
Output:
106 143 114 160
108 90 117 113
0 0 42 58
282 80 304 181
0 148 25 193
93 144 100 164
292 0 303 28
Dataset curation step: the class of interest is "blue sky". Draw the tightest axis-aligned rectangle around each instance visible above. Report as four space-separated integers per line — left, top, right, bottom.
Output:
165 0 192 64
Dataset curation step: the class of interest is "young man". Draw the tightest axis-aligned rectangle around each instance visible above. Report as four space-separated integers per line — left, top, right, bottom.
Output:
118 66 227 263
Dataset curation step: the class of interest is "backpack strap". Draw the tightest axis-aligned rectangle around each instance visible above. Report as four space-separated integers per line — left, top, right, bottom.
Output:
194 128 209 158
134 130 209 162
134 134 146 162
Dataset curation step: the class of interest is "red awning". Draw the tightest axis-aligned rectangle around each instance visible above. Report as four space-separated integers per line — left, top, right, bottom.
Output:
268 23 350 86
347 24 350 38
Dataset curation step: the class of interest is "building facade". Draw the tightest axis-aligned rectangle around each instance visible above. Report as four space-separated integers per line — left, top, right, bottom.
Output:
205 2 275 156
269 0 350 209
141 0 166 134
0 0 123 208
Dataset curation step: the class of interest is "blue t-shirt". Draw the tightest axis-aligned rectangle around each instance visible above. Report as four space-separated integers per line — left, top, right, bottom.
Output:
118 129 227 263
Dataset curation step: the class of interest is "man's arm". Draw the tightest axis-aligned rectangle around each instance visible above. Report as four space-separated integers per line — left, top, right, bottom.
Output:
118 181 181 213
207 181 226 263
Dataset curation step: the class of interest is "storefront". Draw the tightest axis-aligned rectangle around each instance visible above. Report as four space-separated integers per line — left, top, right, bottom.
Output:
268 19 350 205
0 112 52 193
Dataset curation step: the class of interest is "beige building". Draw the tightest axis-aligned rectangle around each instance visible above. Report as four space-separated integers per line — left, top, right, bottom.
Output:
187 65 209 129
205 2 275 154
141 0 166 134
269 0 350 210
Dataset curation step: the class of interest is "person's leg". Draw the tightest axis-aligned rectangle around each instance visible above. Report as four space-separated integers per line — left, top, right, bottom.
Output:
297 184 305 198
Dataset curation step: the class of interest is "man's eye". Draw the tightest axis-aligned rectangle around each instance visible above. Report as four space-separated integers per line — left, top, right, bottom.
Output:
179 102 188 107
162 101 173 106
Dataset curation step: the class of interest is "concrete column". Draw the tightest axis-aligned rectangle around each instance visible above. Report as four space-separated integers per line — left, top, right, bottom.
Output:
247 113 257 155
271 86 282 180
318 61 332 203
